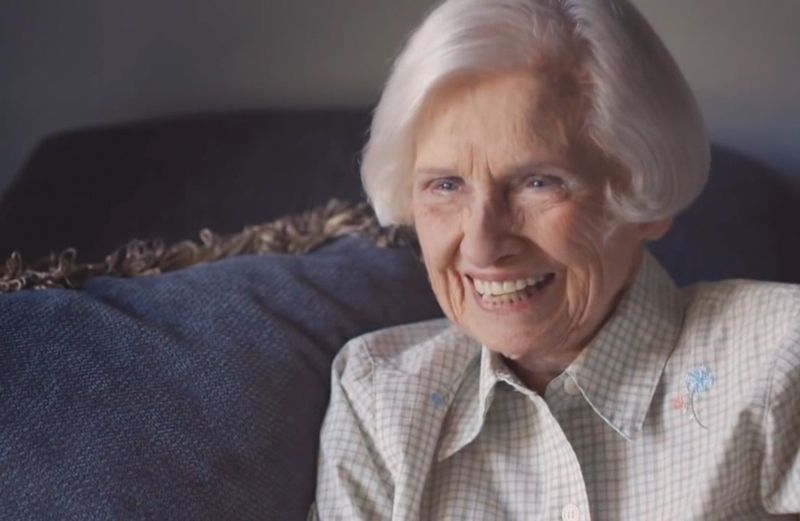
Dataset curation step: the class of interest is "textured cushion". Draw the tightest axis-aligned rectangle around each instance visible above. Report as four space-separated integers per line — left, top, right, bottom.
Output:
0 236 442 520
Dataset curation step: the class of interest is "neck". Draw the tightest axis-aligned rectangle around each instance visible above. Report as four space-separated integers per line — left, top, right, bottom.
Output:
505 346 583 395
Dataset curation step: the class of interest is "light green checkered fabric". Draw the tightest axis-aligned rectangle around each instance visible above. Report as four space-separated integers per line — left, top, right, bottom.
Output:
311 253 800 520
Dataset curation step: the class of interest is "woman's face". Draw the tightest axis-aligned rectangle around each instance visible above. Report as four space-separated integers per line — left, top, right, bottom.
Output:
412 70 668 367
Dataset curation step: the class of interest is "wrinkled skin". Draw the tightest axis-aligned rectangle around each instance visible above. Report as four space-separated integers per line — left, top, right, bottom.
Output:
411 69 670 393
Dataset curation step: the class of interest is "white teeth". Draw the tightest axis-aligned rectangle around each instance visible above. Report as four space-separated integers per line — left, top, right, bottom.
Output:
472 274 551 296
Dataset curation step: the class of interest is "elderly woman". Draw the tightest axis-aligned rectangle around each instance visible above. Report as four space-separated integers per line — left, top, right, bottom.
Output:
310 0 800 519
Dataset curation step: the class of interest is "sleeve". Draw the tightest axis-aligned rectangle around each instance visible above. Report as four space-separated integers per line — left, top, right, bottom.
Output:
310 337 394 521
760 318 800 515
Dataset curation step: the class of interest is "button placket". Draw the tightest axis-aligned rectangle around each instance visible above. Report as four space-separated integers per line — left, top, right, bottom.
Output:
530 386 591 521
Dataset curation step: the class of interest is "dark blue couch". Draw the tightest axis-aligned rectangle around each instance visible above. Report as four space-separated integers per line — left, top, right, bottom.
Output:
0 110 798 520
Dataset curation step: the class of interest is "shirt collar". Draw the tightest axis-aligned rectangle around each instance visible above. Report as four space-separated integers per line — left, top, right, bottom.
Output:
436 343 524 462
436 251 685 461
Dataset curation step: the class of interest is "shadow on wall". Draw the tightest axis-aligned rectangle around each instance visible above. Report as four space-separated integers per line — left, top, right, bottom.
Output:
0 112 798 285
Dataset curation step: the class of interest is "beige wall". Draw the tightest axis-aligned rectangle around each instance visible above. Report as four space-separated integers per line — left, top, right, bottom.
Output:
632 0 800 178
1 0 797 194
0 0 438 193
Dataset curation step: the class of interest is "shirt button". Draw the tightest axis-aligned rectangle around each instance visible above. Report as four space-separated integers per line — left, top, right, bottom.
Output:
561 504 581 521
563 376 581 396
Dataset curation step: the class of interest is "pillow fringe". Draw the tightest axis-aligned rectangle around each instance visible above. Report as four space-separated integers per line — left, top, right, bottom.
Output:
0 199 415 293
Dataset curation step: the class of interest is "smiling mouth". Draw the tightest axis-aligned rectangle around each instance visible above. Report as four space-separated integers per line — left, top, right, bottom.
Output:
470 273 556 306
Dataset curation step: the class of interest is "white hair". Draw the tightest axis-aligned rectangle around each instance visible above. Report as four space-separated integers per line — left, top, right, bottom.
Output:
361 0 710 225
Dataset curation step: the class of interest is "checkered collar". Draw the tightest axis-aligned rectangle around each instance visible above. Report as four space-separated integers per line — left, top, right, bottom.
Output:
436 252 685 461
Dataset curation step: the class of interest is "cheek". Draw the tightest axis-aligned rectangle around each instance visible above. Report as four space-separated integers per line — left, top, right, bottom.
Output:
529 203 609 266
413 201 468 318
412 200 460 266
528 203 613 320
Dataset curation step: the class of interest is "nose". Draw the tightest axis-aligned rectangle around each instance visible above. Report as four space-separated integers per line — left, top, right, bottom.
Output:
460 197 525 269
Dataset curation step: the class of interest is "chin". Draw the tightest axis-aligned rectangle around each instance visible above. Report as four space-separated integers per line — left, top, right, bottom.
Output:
464 323 537 360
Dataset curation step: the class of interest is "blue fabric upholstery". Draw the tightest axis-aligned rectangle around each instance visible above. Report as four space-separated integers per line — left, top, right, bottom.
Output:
0 110 371 262
650 146 800 285
0 237 442 520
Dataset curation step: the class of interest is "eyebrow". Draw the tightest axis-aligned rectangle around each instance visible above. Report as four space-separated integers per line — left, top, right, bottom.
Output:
414 167 459 178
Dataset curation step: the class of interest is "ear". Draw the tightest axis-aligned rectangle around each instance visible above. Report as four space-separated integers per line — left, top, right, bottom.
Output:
638 218 673 241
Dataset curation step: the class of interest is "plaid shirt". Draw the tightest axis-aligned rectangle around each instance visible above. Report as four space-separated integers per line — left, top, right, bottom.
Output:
310 253 800 520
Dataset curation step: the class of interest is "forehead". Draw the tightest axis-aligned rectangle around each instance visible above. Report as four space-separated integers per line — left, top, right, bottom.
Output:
413 69 586 166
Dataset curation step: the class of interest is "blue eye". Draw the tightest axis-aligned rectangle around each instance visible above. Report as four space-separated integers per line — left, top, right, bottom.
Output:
433 178 461 193
525 175 562 191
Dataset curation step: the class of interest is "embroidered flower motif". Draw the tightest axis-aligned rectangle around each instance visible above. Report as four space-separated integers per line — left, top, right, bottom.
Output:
429 392 446 409
671 394 687 413
679 364 714 429
686 365 714 394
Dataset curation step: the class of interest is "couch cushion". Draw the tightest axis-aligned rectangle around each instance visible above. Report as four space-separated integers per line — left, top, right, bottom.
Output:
0 236 442 520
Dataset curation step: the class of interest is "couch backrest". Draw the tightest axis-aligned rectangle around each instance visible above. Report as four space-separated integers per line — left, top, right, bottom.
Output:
0 110 371 262
1 110 798 284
